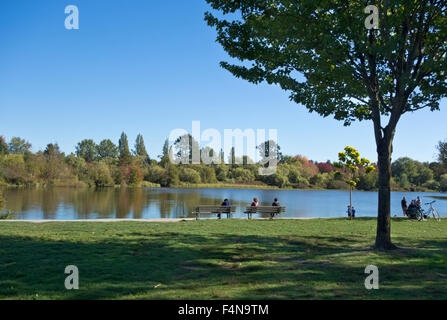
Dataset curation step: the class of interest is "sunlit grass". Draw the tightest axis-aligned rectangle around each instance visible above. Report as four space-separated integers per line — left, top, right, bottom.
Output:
0 218 446 300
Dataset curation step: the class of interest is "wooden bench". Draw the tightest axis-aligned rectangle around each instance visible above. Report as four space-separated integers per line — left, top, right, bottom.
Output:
244 206 286 219
192 206 236 220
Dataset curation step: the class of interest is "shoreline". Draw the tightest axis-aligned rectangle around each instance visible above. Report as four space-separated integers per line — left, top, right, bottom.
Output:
0 217 423 223
1 183 443 193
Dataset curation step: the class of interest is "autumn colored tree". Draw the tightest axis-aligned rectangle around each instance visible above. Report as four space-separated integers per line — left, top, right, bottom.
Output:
334 147 376 219
317 162 334 174
0 136 8 155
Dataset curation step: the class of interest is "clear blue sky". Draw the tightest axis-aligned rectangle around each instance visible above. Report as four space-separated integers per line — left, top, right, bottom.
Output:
1 0 446 163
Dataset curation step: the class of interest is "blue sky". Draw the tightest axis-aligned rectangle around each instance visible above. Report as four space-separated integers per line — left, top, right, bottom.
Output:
1 0 446 163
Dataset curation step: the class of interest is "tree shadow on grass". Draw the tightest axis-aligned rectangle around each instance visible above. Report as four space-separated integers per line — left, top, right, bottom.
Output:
0 231 446 300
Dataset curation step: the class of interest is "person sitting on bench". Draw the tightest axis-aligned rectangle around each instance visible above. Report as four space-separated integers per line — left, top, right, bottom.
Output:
251 197 259 207
406 200 419 219
218 198 231 219
272 198 280 206
270 198 280 219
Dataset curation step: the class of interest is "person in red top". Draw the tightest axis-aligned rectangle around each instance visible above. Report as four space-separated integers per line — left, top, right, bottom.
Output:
251 197 259 207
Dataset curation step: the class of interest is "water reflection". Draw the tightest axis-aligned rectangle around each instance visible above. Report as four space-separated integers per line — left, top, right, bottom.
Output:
1 187 445 220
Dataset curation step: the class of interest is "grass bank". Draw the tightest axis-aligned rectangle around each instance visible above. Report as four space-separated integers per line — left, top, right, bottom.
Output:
0 218 446 300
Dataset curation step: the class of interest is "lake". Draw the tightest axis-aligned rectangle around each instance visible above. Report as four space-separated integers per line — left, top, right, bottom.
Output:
1 187 446 220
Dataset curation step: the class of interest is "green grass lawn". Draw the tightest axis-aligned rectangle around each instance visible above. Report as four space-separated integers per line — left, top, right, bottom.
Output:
0 218 446 300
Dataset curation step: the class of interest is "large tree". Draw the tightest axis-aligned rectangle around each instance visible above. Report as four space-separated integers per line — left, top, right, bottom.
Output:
134 134 150 163
75 139 98 162
159 138 171 168
437 139 447 165
205 0 447 250
8 137 32 155
0 136 8 155
97 139 119 160
118 132 132 165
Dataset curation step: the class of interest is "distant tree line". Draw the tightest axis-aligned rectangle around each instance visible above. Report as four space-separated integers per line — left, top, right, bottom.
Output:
0 133 446 192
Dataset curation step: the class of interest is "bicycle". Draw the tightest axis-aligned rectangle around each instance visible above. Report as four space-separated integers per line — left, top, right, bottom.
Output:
419 200 441 221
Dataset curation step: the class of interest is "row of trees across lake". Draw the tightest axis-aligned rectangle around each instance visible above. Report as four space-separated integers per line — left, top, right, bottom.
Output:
1 134 447 193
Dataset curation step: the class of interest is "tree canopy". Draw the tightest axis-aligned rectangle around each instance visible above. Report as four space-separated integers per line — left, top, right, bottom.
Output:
437 139 447 165
134 134 149 163
205 0 447 126
97 139 119 160
118 132 131 164
76 139 98 162
8 137 31 155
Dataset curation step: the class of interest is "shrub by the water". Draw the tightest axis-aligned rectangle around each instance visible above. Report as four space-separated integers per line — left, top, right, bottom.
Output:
0 191 4 211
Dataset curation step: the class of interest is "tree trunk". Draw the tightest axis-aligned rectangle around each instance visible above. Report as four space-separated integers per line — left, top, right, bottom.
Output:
374 136 397 250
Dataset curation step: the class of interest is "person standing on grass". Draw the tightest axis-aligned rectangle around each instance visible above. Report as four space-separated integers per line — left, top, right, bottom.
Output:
401 197 408 216
416 196 422 209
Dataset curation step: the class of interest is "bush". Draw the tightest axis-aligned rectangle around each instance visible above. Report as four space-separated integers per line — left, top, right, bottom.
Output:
288 166 304 184
440 174 447 192
65 153 87 178
260 165 292 188
310 173 328 188
423 179 440 191
272 174 289 188
128 164 144 185
195 165 218 183
167 165 180 187
357 171 378 191
87 162 113 187
215 164 229 181
0 191 4 211
231 167 255 183
146 165 167 184
0 154 27 184
179 167 202 184
327 179 348 190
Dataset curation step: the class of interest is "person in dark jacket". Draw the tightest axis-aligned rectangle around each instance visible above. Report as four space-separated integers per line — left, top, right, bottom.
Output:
272 198 280 206
218 198 231 219
270 198 281 219
401 197 408 216
221 199 231 206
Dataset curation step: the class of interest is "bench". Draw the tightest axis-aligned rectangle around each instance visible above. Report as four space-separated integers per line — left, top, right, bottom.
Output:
244 206 286 219
192 206 236 220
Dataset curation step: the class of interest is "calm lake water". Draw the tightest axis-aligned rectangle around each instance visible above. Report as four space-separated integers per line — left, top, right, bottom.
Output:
2 187 446 220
